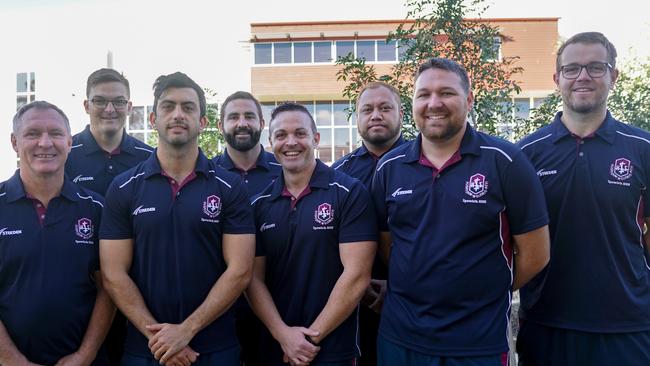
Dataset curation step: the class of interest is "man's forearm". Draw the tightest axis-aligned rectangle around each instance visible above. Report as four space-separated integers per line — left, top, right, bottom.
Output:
102 270 158 339
246 276 289 340
0 320 29 365
76 274 115 360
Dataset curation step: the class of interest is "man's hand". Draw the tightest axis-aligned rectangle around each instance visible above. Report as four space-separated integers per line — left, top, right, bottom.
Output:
276 326 320 366
54 351 93 366
161 346 200 366
146 323 195 364
368 279 387 313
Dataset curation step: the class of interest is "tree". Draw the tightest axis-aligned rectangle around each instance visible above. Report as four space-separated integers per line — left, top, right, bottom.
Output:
146 88 224 158
609 57 650 130
336 0 524 139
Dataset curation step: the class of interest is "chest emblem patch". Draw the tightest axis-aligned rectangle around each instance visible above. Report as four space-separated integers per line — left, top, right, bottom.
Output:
610 158 633 181
465 173 489 198
75 218 93 240
203 195 222 218
315 203 334 225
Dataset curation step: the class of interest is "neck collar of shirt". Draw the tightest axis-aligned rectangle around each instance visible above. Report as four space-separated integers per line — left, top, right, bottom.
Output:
551 111 617 145
220 145 276 172
403 123 480 163
268 160 332 201
142 148 212 180
358 135 407 160
5 170 81 203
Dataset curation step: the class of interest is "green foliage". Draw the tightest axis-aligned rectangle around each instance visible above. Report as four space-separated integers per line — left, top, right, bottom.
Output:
336 0 525 139
609 58 650 130
146 88 224 158
511 92 561 140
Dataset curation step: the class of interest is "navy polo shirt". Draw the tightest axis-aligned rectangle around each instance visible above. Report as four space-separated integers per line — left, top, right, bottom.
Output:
66 125 153 195
99 150 255 356
213 146 282 198
371 125 548 356
518 111 650 333
252 160 377 363
0 172 105 365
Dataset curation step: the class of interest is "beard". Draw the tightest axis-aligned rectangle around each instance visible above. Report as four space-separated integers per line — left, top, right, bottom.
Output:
359 124 401 147
224 127 261 152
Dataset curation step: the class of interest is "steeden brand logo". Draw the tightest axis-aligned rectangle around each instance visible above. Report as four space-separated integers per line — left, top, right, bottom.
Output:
132 205 156 216
537 169 558 177
0 227 23 236
314 203 334 225
391 187 413 198
75 218 93 240
72 175 94 183
610 158 633 181
260 222 276 232
203 195 222 218
465 173 489 198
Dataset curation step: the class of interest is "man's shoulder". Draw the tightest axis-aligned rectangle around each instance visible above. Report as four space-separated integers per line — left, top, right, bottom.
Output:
125 135 154 157
474 131 523 163
332 146 364 171
612 121 650 147
71 184 105 210
517 124 556 150
376 141 412 172
109 161 149 192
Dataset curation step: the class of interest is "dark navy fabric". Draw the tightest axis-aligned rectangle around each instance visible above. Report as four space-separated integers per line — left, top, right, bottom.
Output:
517 111 650 333
120 346 239 366
516 321 650 366
213 146 282 198
371 125 548 356
252 160 377 363
377 335 505 366
66 125 153 195
99 150 255 356
0 172 107 365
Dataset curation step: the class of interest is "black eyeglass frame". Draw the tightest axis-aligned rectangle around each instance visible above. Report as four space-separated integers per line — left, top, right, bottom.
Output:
90 97 130 109
559 62 613 80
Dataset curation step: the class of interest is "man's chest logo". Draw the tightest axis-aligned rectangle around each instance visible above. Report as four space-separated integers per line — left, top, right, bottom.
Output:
315 203 334 225
203 195 222 218
610 158 633 181
465 173 489 198
75 218 93 240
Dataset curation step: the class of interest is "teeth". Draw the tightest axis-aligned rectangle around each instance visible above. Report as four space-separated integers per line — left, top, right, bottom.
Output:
284 151 300 156
35 154 55 158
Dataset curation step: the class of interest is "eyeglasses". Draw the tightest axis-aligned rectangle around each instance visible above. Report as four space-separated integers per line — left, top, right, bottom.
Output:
91 97 129 109
559 62 613 79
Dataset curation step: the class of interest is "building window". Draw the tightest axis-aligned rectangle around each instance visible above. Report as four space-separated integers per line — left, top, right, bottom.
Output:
336 41 355 60
274 42 292 64
254 44 272 64
482 37 502 62
356 41 376 61
294 42 312 63
378 40 397 61
259 100 357 164
126 105 154 143
314 41 332 62
16 72 36 110
514 98 531 119
254 39 399 65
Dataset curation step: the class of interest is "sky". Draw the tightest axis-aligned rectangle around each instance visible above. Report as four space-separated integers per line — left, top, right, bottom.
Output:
1 0 648 101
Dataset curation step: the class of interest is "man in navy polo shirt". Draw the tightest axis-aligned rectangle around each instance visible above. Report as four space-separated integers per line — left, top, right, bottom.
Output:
214 91 281 366
100 72 255 366
517 32 650 366
0 101 112 365
371 58 550 366
66 68 153 196
331 81 406 366
247 103 377 366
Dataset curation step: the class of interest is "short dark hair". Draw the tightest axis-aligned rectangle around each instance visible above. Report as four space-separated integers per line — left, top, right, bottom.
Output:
269 102 317 134
86 68 130 98
556 32 618 71
13 100 70 134
152 72 206 117
415 57 471 94
220 91 263 123
356 81 402 111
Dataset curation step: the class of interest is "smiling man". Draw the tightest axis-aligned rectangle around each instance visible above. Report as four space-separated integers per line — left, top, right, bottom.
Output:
66 68 153 196
371 58 550 366
247 103 377 366
0 101 112 365
99 72 255 366
517 32 650 366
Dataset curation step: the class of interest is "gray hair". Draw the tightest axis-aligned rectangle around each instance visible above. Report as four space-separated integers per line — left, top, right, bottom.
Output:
13 101 71 134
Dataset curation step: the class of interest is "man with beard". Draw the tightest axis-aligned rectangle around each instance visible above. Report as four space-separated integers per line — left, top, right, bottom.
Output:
66 68 153 196
331 81 406 366
371 58 550 365
213 91 281 365
0 101 112 365
517 32 650 365
66 68 153 365
100 72 255 365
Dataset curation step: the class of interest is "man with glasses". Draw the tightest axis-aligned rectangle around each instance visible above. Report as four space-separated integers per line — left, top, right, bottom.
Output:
66 68 153 196
517 32 650 365
66 68 153 365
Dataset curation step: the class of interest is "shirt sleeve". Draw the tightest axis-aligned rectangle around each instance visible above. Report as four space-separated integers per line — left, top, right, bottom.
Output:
338 180 378 243
502 151 550 235
98 179 134 240
221 175 256 235
370 164 390 232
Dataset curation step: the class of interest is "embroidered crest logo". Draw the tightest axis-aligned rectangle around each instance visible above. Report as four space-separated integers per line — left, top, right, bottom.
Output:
465 173 488 198
203 195 222 218
314 203 334 225
75 218 93 240
610 158 633 181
